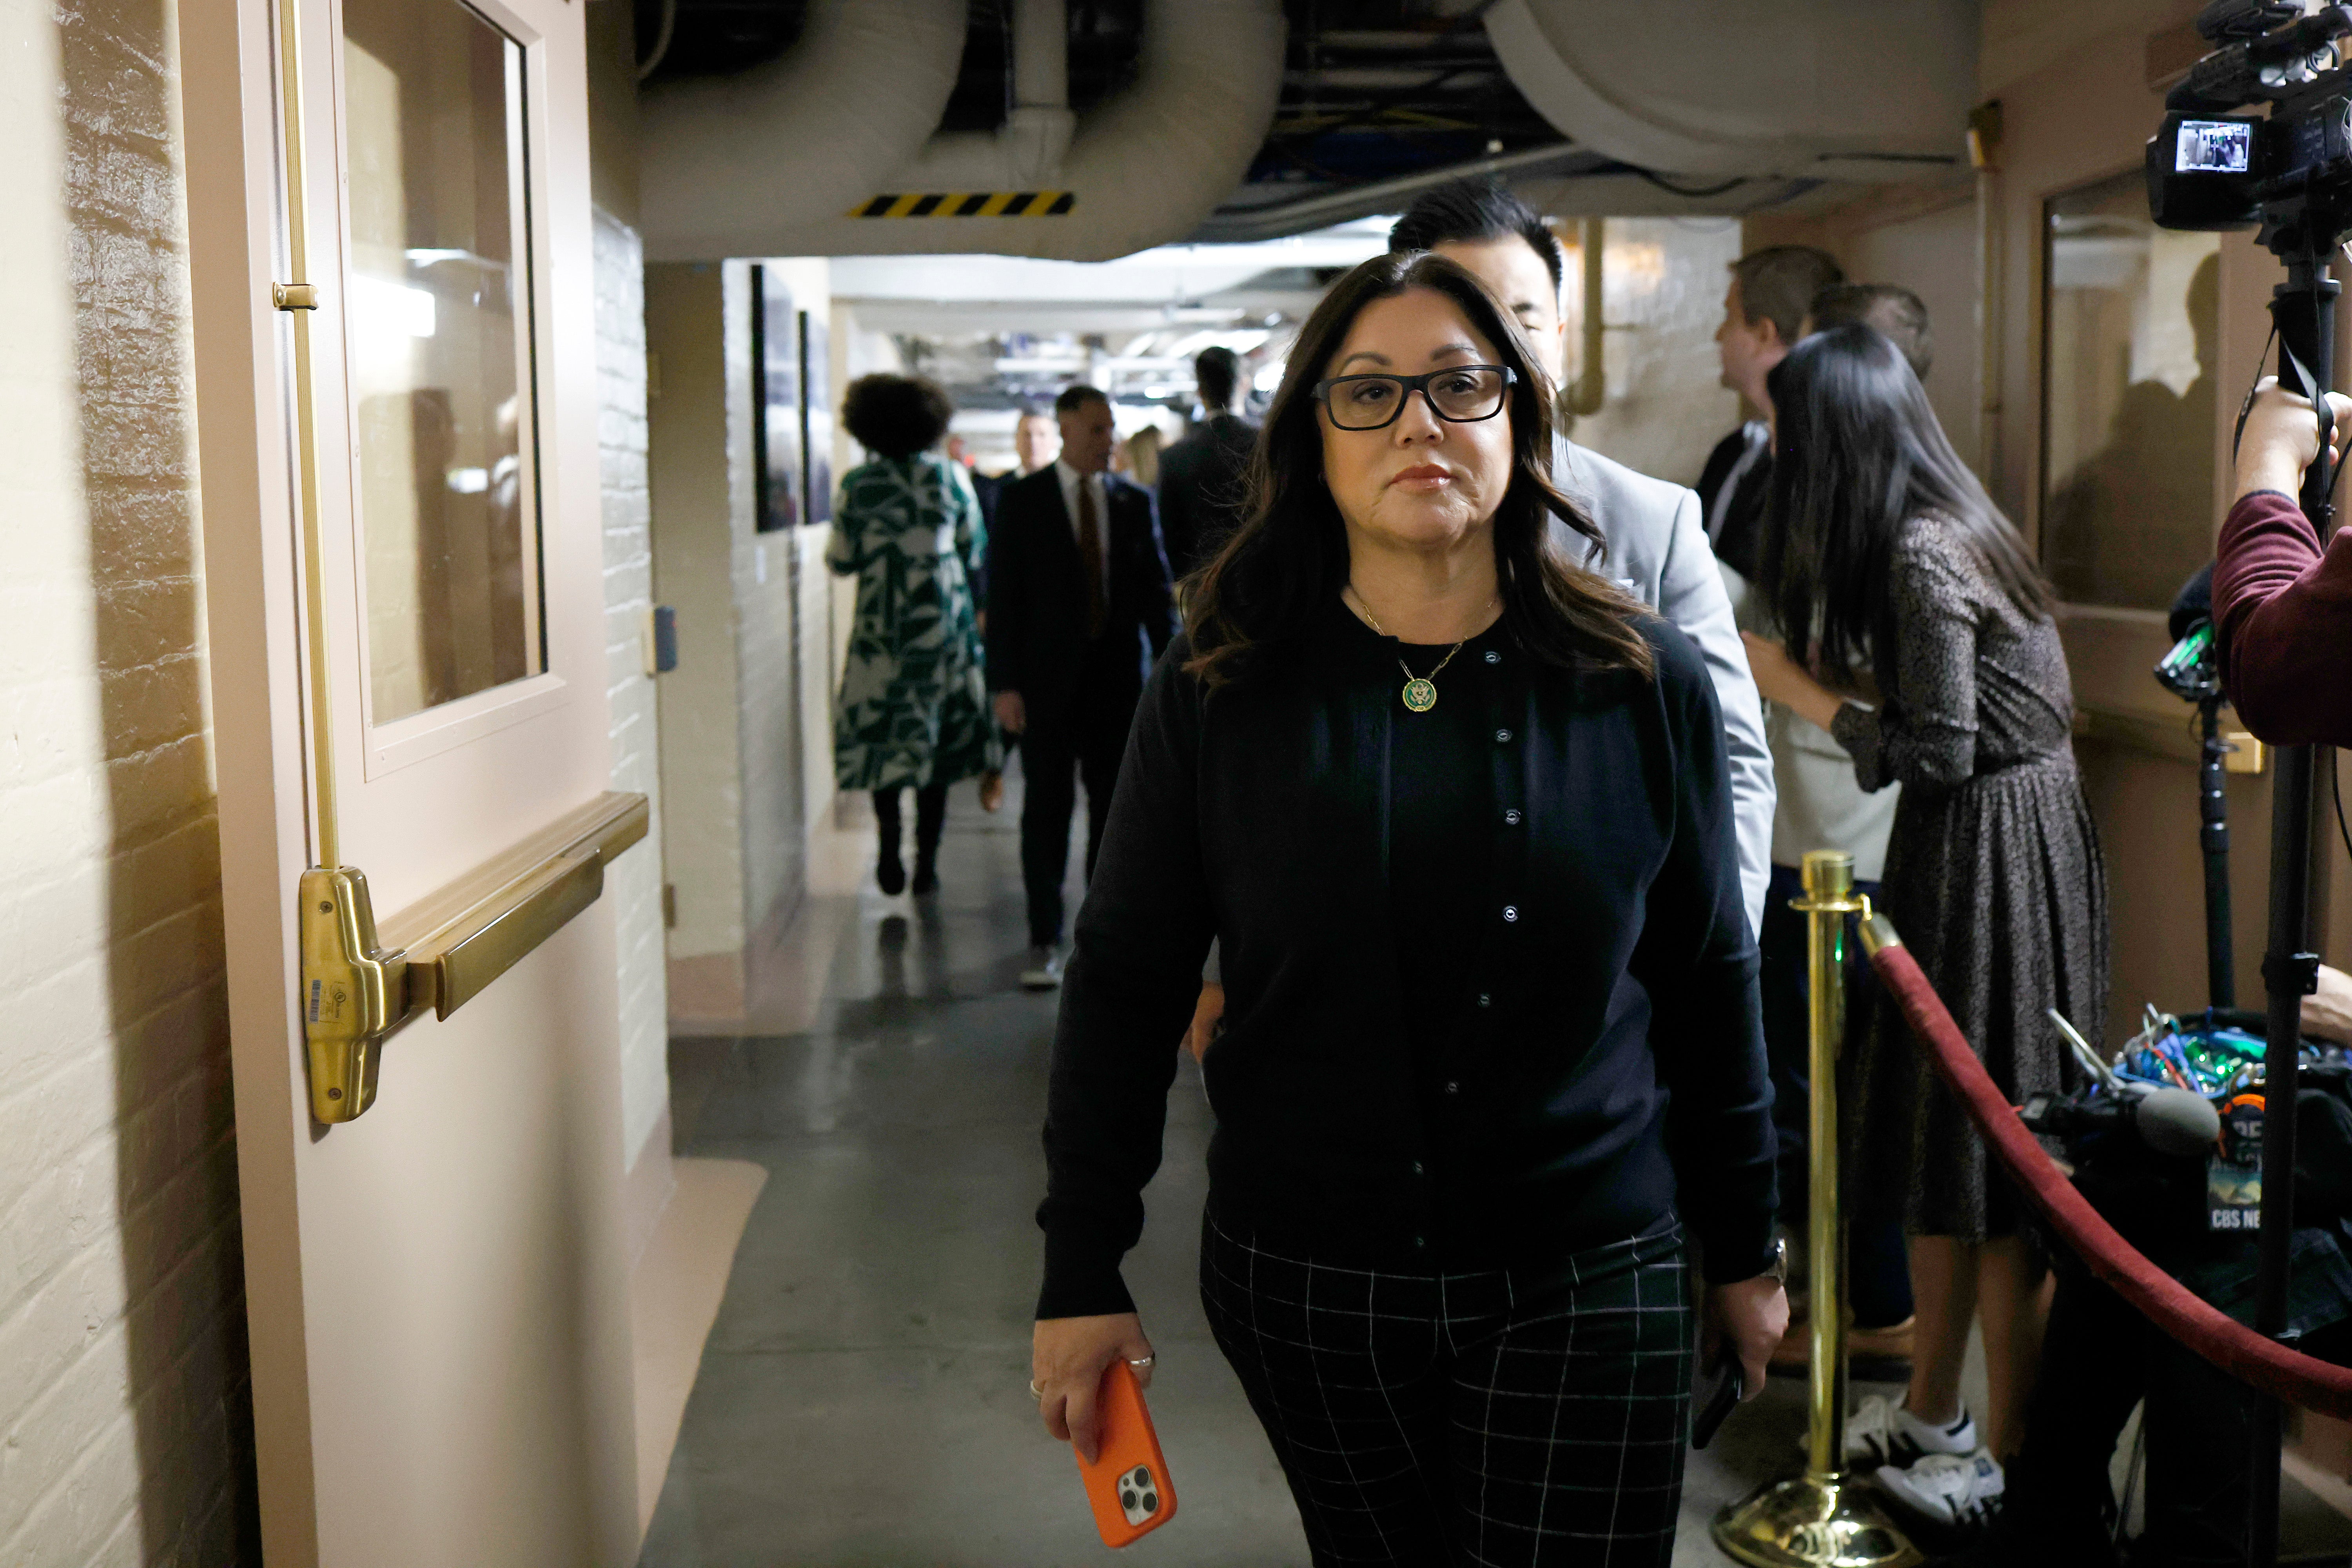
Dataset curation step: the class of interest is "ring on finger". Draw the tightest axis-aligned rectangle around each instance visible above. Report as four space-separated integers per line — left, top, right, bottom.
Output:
1126 1354 1155 1370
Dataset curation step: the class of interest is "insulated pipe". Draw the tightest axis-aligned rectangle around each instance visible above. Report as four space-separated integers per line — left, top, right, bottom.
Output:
637 0 969 262
1189 142 1598 243
892 0 1077 193
758 0 1287 262
1020 0 1284 259
1013 0 1067 114
1485 0 1974 181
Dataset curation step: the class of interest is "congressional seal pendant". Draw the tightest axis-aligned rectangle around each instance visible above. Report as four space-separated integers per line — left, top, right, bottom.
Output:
1341 584 1484 716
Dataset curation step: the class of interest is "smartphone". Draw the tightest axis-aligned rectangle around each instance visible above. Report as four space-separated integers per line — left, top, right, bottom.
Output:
1075 1359 1178 1548
1691 1351 1744 1450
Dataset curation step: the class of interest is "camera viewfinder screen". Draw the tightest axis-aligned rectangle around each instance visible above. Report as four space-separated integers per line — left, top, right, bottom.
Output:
2177 120 2252 174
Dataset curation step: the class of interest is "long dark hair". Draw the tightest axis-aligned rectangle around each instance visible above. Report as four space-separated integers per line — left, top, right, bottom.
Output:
1759 323 2053 687
1183 251 1653 687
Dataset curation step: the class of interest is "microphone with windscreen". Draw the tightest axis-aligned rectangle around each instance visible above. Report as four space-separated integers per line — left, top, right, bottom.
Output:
2026 1007 2224 1160
2020 1082 2223 1161
2169 560 2215 642
2157 562 2221 700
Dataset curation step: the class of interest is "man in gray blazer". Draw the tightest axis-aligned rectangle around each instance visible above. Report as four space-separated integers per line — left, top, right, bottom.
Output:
1390 180 1775 935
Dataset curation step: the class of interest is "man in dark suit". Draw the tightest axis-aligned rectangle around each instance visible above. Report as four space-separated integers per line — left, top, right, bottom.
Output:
1154 347 1258 579
986 384 1176 988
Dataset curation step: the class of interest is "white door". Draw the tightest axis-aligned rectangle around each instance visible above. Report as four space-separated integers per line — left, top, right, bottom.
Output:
184 0 642 1562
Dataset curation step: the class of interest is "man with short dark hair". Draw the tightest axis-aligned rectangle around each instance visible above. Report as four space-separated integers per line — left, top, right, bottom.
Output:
1386 177 1775 936
1155 347 1257 578
988 384 1176 988
1699 245 1847 583
1808 282 1934 382
1013 406 1059 475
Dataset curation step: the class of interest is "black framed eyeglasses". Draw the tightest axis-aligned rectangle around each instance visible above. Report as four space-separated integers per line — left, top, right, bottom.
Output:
1312 365 1517 431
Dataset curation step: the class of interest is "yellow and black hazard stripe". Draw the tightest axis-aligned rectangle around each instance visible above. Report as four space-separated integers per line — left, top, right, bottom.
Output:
850 191 1076 218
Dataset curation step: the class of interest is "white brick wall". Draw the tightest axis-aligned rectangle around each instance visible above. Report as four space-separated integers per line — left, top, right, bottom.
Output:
733 259 828 942
0 1 253 1562
593 206 670 1169
646 264 750 969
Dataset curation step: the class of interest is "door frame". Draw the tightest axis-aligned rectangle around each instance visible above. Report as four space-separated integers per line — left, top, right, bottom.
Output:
181 0 636 1560
183 1 324 1553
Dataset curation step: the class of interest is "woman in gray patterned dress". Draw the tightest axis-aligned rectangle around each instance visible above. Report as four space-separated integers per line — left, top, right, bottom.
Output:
829 375 1002 895
1742 324 2106 1534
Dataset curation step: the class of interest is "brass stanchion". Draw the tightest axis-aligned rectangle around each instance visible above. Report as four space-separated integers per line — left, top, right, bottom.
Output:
1713 849 1923 1568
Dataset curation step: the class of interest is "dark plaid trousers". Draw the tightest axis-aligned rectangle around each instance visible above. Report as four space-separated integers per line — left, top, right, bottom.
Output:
1199 1211 1695 1568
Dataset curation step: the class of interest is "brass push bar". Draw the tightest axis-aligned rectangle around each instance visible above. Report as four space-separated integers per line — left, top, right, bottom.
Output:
300 793 650 1123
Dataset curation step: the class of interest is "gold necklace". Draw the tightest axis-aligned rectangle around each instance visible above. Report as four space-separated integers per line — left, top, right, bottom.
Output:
1345 587 1490 713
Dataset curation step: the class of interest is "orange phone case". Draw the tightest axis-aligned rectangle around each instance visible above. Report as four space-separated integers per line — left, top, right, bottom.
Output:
1074 1360 1178 1548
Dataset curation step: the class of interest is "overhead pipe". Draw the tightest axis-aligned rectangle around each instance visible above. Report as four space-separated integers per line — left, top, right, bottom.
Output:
750 0 1287 262
634 0 676 82
1484 0 1974 182
638 0 969 262
888 0 1077 191
1565 217 1606 419
1188 142 1601 243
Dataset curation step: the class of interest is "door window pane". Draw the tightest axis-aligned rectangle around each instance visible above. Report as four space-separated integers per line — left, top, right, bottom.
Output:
2041 170 2220 610
344 0 541 722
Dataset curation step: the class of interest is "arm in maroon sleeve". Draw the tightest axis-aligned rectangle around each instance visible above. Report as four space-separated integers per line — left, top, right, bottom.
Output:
2213 488 2352 747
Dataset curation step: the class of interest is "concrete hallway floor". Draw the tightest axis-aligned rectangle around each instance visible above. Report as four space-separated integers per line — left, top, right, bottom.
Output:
639 765 2267 1566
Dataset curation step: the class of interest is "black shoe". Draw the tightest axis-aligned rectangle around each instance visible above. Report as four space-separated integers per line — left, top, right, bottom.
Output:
876 849 906 896
910 860 938 896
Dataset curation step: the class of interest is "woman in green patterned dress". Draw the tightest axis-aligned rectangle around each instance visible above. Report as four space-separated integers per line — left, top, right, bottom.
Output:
829 375 1002 895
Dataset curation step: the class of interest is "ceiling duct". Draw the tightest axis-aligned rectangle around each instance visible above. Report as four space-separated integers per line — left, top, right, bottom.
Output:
639 0 969 262
717 0 1287 263
1483 0 1976 183
889 0 1078 194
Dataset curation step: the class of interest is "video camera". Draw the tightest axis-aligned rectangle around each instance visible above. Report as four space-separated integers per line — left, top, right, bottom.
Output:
2149 2 2352 243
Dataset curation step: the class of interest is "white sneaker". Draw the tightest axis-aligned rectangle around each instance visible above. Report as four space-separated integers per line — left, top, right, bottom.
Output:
1829 1394 1978 1469
1877 1450 2005 1532
1020 946 1065 990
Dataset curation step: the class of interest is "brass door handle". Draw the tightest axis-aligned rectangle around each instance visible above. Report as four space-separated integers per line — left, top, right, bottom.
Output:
301 793 650 1122
2073 704 2267 774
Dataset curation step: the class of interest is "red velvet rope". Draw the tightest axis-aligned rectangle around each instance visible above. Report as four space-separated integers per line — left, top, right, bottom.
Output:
1865 933 2352 1418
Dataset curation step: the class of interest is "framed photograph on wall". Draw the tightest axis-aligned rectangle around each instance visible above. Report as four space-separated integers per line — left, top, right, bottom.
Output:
801 306 831 526
754 264 802 534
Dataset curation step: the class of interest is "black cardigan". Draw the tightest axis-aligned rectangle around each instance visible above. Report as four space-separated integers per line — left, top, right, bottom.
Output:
1036 599 1778 1318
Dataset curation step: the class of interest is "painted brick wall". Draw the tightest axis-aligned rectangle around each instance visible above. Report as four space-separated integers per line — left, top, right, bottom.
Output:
594 206 670 1171
1555 217 1743 489
735 258 828 946
0 2 255 1563
646 263 748 973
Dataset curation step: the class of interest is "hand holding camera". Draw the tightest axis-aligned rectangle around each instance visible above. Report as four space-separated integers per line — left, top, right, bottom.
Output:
2232 376 2352 503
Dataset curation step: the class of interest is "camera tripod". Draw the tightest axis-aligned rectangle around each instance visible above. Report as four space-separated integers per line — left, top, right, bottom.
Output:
2245 220 2334 1568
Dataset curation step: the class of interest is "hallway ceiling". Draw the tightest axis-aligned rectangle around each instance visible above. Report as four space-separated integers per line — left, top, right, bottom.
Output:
632 0 1969 256
636 0 1146 124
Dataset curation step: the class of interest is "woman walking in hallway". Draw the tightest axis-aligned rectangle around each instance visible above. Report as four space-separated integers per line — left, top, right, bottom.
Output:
1742 323 2107 1535
829 374 1001 895
1028 251 1786 1566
